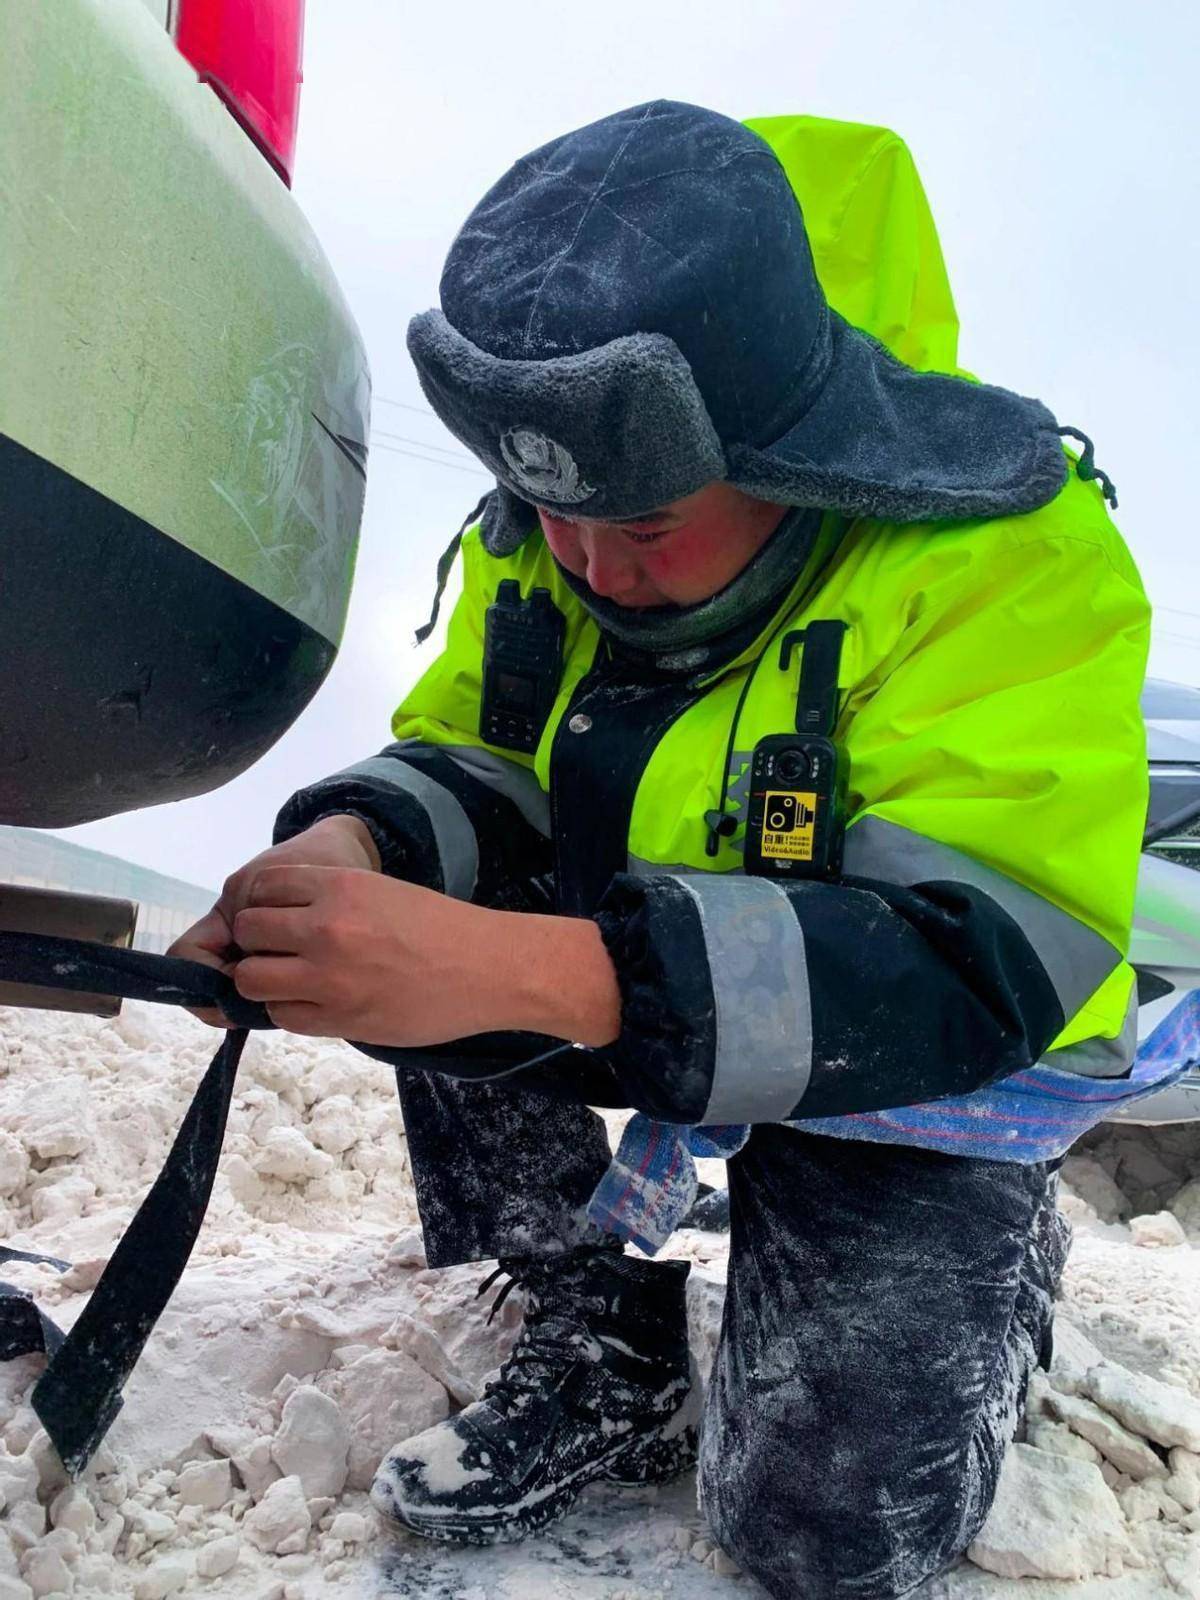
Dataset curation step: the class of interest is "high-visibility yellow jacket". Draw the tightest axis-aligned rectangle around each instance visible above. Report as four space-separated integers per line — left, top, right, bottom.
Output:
279 116 1170 1156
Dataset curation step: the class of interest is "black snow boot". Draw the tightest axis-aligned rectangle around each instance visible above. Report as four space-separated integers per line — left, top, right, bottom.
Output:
370 1243 699 1544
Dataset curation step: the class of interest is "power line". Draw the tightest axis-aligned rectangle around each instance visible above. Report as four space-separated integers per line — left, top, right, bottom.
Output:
1155 630 1200 653
374 395 437 419
369 394 488 477
370 427 477 462
371 441 487 476
1156 604 1200 625
369 439 489 478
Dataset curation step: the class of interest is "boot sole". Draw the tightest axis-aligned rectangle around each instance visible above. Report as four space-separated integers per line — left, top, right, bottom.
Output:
380 1420 700 1547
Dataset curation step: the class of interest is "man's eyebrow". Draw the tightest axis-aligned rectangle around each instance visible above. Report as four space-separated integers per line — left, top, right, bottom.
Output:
608 510 675 526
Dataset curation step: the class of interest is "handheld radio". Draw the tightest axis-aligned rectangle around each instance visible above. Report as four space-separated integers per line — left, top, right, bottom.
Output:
743 620 849 881
480 581 566 754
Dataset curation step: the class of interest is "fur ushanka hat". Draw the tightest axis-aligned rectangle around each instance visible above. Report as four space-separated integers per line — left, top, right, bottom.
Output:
408 100 1098 557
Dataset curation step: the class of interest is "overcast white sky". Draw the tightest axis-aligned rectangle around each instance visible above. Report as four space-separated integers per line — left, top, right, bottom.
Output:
52 0 1200 892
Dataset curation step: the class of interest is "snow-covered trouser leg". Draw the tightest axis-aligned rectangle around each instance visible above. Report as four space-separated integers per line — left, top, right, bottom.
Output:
697 1127 1070 1600
392 1070 616 1268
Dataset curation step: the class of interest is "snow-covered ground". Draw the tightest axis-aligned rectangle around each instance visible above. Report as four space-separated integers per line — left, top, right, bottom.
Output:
0 1002 1198 1600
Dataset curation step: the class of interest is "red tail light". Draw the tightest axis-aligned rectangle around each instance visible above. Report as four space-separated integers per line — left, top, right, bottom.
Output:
174 0 304 185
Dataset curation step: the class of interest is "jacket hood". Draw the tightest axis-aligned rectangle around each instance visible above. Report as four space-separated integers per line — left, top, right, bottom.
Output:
744 114 963 376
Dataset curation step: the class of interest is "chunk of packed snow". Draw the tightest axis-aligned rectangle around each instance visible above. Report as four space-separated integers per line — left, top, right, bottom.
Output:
328 1511 368 1544
271 1386 350 1499
1082 1360 1200 1451
1170 1176 1200 1236
253 1126 334 1184
0 1455 37 1510
1061 1152 1128 1223
1118 1482 1162 1522
1046 1316 1105 1395
316 1348 448 1491
1044 1387 1168 1478
243 1475 311 1555
19 1545 72 1599
194 1534 241 1578
967 1443 1137 1579
307 1095 359 1155
133 1555 190 1599
0 1133 30 1197
1025 1418 1103 1465
1165 1469 1200 1511
208 1431 280 1503
1131 1210 1188 1247
48 1484 96 1537
176 1457 233 1510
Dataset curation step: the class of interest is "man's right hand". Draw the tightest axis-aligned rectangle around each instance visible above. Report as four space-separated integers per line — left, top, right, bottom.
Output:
167 814 382 1026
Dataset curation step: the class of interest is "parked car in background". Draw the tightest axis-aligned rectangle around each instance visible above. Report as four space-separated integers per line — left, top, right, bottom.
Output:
1118 678 1200 1122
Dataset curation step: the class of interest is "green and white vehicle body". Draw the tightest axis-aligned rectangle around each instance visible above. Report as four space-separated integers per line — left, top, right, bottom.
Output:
0 0 368 826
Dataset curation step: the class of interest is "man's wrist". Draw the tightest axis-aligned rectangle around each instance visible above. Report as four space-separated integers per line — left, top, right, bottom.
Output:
492 911 621 1046
308 812 383 873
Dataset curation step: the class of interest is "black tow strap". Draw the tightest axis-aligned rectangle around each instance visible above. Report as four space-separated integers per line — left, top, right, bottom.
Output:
0 932 271 1476
0 930 575 1477
0 1245 70 1363
0 931 272 1029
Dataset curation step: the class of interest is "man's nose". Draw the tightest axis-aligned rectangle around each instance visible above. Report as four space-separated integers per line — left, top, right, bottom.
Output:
581 530 640 598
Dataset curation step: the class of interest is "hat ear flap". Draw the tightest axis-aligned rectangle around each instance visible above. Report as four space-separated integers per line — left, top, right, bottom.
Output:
481 483 539 555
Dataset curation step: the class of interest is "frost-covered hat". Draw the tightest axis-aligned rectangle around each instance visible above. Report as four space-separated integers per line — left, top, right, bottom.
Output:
408 100 1072 556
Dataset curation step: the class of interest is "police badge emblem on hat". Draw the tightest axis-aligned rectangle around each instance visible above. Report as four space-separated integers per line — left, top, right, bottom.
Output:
499 427 595 505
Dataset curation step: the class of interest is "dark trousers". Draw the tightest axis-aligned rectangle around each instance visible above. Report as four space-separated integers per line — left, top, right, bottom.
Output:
395 1069 1069 1600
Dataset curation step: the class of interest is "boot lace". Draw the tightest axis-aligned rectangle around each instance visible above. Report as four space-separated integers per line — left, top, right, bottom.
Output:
475 1248 612 1414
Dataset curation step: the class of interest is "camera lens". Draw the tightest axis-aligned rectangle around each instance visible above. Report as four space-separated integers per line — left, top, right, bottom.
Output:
775 749 809 782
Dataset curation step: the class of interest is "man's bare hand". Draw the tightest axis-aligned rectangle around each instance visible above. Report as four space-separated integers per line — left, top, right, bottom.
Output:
166 815 381 1026
229 865 621 1049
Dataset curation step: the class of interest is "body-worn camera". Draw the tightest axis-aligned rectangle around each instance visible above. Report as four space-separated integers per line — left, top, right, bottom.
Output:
743 620 849 882
743 732 848 879
480 580 566 754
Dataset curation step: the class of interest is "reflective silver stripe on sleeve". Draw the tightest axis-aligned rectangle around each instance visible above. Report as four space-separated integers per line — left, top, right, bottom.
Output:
843 815 1121 1020
628 854 699 877
397 741 551 837
1040 984 1138 1079
672 874 813 1125
329 756 478 900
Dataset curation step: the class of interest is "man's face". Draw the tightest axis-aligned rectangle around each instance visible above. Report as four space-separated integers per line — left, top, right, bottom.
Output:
536 482 788 608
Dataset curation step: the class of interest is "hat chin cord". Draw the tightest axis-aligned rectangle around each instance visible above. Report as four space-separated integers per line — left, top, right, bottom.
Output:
1057 427 1118 509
